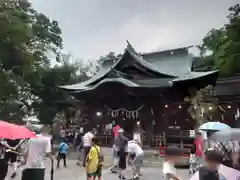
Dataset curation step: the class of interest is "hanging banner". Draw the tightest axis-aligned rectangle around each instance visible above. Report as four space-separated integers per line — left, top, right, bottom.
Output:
105 105 144 119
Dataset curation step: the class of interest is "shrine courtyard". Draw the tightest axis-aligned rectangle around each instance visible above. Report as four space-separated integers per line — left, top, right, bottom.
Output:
10 147 190 180
11 159 189 180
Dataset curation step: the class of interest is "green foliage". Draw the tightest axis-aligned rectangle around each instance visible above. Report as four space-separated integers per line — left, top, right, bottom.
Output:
30 54 89 125
0 0 62 121
197 4 240 77
185 85 219 127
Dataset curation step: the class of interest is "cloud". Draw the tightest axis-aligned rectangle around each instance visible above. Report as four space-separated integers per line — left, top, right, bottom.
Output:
30 0 238 59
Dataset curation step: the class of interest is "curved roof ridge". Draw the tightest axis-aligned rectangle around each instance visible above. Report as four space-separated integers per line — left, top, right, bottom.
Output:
60 50 132 90
171 70 218 82
141 45 193 56
59 62 114 90
126 49 177 78
73 78 139 93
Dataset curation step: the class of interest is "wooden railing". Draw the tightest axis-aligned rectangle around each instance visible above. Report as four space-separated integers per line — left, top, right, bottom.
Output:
97 133 167 147
98 130 194 149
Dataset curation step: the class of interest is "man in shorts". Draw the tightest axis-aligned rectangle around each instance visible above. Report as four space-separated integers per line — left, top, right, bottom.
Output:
127 139 144 180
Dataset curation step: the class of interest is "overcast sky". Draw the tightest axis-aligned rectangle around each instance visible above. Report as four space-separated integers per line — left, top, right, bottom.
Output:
30 0 238 60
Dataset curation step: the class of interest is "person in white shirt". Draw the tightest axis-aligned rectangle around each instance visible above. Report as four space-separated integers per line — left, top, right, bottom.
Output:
82 128 97 166
127 139 144 180
23 126 52 168
162 146 183 180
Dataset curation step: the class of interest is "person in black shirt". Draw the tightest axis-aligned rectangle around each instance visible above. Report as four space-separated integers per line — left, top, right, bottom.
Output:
115 129 128 180
74 132 84 166
199 149 226 180
0 139 8 180
5 139 22 178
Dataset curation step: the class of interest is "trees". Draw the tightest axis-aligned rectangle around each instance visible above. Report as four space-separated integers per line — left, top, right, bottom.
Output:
30 54 89 125
216 4 240 77
0 0 62 121
185 85 219 127
196 4 240 77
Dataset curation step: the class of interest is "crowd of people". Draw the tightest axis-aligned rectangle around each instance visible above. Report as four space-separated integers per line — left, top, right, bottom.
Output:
0 123 239 180
69 125 144 180
78 125 240 180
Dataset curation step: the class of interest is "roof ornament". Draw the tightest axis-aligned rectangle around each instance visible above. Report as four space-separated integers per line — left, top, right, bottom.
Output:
126 40 138 55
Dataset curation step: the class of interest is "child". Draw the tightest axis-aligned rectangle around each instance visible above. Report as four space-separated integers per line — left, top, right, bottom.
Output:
57 139 69 168
76 144 84 166
86 137 104 180
198 148 226 180
162 146 183 180
110 144 118 173
127 139 144 180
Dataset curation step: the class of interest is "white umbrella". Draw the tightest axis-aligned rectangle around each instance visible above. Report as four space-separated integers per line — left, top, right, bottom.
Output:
198 122 231 131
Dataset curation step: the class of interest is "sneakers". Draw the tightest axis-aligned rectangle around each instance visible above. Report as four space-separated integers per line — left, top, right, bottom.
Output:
189 169 194 174
11 172 17 179
128 175 139 180
110 168 117 174
118 175 126 179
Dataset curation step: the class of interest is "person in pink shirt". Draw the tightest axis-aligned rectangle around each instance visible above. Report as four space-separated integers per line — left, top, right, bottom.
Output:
189 132 204 174
113 125 120 139
110 124 121 174
195 132 204 158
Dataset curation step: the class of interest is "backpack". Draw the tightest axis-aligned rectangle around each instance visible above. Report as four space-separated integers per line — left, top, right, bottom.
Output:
93 146 104 164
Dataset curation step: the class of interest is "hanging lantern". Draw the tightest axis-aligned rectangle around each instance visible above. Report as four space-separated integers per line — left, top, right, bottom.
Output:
221 114 224 120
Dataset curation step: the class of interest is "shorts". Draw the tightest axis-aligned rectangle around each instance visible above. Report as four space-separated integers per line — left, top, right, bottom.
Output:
133 154 144 168
87 166 102 177
118 149 127 169
113 148 118 158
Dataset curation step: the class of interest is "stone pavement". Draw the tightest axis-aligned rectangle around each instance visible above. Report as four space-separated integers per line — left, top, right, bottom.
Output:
8 159 190 180
67 147 164 167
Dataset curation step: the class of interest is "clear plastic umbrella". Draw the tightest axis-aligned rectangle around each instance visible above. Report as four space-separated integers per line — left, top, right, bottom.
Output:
210 128 240 142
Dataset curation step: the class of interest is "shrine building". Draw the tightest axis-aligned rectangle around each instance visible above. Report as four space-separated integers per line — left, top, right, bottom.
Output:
60 42 221 146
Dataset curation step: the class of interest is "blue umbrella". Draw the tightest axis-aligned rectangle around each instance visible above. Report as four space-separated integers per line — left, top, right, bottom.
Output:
198 122 231 131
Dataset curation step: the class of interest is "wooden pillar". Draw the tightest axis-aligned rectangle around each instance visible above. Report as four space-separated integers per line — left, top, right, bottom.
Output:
144 108 154 146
